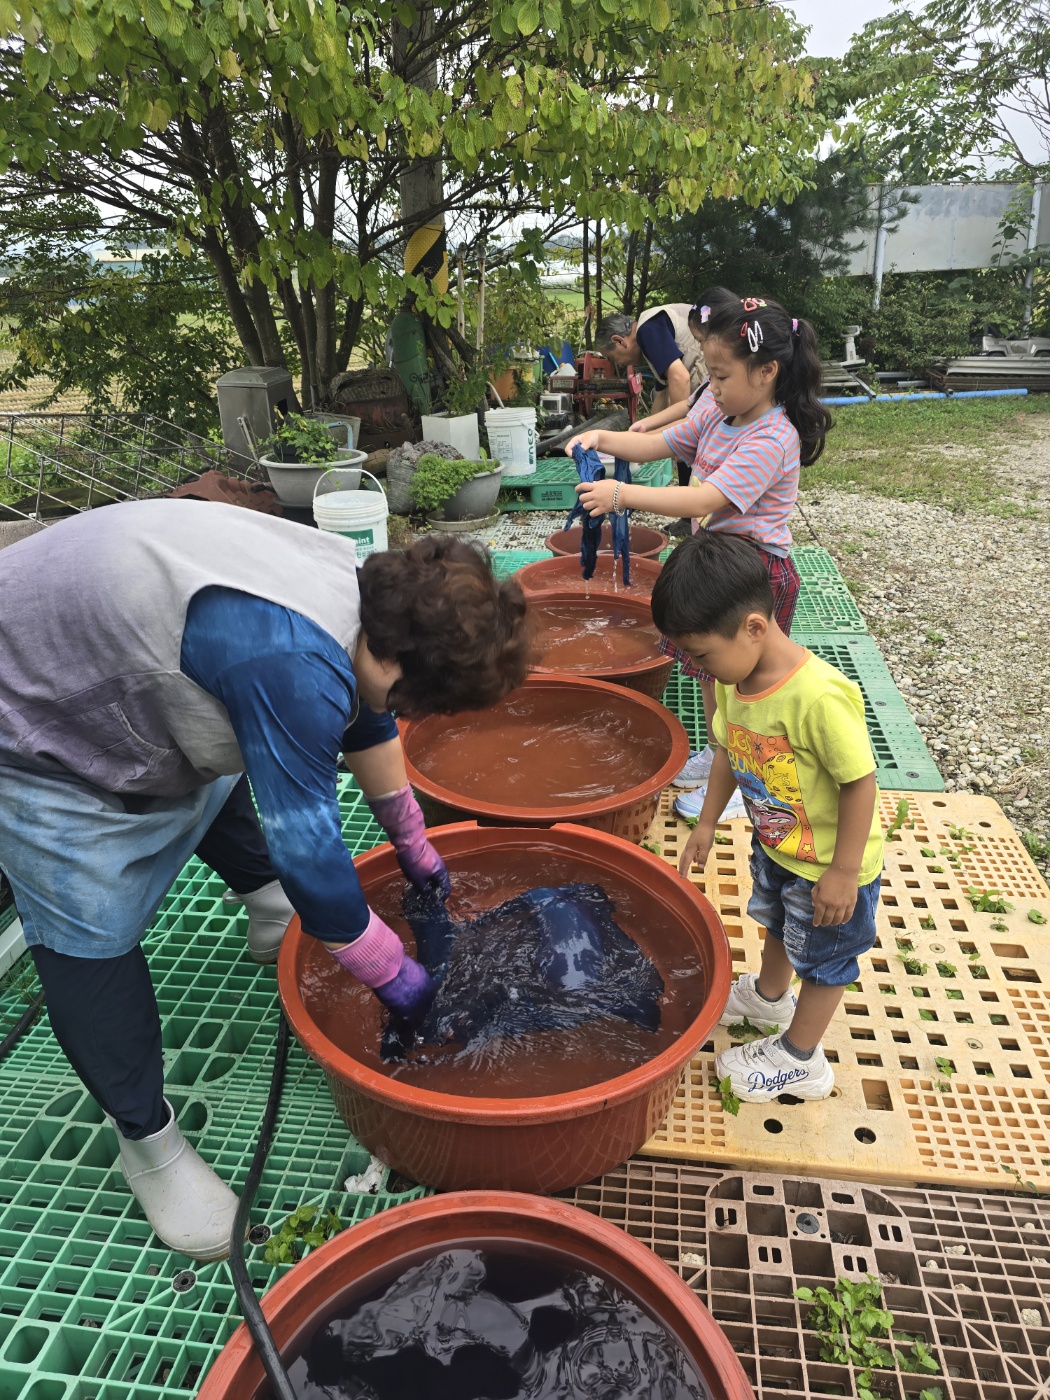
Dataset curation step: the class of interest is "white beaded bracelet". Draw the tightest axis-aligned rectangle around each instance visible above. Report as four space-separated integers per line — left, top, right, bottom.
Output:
612 482 627 516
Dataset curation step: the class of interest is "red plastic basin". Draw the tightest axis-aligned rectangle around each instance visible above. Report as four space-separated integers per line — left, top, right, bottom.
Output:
545 522 669 559
518 552 663 598
401 675 689 843
197 1193 755 1400
528 588 673 699
278 822 730 1193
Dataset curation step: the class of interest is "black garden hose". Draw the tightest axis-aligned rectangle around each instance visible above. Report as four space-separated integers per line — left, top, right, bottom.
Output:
0 956 299 1396
228 1010 299 1400
0 988 45 1064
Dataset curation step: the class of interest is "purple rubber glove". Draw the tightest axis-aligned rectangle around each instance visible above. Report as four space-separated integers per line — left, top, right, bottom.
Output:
367 784 451 898
327 909 436 1024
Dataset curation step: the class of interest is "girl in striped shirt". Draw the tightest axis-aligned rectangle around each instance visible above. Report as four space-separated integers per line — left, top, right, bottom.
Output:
566 296 832 820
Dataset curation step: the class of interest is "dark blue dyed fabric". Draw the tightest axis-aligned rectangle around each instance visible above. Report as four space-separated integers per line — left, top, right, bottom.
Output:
564 445 632 586
382 882 663 1059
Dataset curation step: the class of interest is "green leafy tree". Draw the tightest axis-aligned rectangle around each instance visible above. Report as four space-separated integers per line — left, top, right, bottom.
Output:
840 0 1049 183
646 150 875 334
0 0 829 406
0 202 240 430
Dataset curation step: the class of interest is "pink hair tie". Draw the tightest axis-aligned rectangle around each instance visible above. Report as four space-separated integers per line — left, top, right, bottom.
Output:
792 319 799 335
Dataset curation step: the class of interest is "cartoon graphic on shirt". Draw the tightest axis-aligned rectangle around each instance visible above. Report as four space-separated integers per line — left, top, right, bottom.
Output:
724 723 818 863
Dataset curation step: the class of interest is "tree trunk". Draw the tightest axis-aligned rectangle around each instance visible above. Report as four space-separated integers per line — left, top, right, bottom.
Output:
313 148 340 395
636 219 654 312
393 4 448 301
582 219 592 350
204 105 287 368
595 218 603 325
624 228 638 314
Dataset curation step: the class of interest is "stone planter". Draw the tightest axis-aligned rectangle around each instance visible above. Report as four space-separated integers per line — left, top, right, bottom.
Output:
441 465 503 521
259 449 367 507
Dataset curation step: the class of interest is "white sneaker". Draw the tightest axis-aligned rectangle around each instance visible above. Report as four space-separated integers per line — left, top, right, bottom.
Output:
673 784 747 822
672 746 715 789
238 880 295 964
718 972 797 1031
112 1100 240 1261
715 1035 835 1103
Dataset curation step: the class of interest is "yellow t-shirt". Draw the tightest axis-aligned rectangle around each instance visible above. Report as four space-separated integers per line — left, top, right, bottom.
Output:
712 651 884 886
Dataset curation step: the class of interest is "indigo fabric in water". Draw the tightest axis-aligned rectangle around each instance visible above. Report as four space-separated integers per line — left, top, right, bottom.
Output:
292 1247 711 1399
564 446 633 586
382 882 663 1060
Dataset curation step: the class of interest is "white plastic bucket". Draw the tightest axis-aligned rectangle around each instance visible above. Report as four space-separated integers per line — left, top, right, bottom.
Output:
313 469 389 556
485 407 537 477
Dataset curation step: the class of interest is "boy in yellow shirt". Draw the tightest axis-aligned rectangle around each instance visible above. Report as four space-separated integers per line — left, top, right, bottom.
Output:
652 531 883 1102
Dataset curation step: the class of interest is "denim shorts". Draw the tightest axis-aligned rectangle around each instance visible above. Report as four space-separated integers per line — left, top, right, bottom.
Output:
747 835 880 987
0 763 239 958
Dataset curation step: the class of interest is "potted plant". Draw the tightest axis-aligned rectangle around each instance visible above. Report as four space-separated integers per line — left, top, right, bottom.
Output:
259 413 366 507
420 368 485 460
407 451 503 523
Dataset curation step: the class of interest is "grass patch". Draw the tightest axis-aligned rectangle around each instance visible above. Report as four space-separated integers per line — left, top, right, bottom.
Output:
806 397 1050 513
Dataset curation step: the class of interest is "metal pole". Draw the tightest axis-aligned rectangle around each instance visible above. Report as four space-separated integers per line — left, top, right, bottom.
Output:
871 184 888 312
1023 182 1043 333
456 252 465 339
476 254 485 351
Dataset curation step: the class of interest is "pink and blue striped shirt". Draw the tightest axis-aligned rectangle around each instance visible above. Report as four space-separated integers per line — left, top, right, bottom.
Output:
662 397 800 556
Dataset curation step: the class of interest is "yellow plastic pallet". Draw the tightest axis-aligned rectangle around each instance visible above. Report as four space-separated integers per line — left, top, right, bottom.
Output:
640 790 1050 1190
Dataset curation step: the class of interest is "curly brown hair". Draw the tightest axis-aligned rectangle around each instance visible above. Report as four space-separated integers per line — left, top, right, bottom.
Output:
358 535 531 716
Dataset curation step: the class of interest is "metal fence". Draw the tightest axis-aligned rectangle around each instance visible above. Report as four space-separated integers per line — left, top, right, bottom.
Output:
0 412 254 521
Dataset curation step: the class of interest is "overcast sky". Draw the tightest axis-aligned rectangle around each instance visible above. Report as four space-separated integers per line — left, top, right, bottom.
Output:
782 0 898 56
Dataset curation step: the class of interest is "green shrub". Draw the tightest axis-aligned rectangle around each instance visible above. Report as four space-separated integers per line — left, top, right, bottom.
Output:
408 454 492 514
265 413 343 463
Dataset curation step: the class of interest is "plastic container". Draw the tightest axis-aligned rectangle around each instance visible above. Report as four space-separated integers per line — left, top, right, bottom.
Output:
259 448 368 506
278 821 731 1192
545 522 669 558
197 1193 755 1400
401 675 689 842
312 468 389 556
517 552 663 598
528 589 674 699
485 406 538 476
420 410 481 460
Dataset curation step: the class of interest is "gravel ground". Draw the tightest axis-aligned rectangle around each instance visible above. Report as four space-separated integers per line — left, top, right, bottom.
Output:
795 418 1050 870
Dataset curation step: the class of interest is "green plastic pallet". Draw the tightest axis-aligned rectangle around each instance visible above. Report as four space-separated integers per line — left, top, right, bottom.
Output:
789 580 867 634
790 544 843 582
0 777 429 1398
490 549 551 579
500 456 673 511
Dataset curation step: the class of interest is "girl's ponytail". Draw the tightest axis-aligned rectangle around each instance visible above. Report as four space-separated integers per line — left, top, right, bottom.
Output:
703 298 834 465
779 317 833 466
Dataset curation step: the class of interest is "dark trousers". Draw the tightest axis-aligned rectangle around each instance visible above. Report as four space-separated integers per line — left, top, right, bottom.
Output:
31 776 277 1139
193 775 276 896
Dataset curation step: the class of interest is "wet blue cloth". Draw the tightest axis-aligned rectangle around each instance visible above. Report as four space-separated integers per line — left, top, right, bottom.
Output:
383 881 664 1059
564 446 632 586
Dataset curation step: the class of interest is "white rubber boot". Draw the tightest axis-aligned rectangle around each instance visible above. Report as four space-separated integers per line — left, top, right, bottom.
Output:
238 879 295 964
113 1100 240 1261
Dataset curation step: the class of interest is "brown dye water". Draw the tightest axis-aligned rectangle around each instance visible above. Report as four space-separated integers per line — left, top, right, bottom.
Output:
410 695 671 806
288 1243 712 1400
300 850 706 1098
532 601 663 672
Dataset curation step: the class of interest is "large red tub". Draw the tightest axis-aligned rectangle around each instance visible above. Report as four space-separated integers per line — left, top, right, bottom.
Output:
198 1193 755 1400
401 675 688 843
528 588 674 699
517 552 664 598
278 823 729 1193
545 522 669 559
